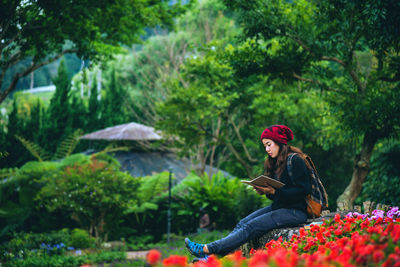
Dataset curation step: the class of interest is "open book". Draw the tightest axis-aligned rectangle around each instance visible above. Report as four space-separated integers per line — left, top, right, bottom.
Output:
241 175 285 189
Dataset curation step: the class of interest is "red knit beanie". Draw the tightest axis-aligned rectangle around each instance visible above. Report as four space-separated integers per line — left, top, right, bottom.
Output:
260 125 294 145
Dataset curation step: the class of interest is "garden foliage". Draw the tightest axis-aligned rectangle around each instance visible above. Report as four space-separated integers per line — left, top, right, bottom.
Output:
1 150 270 247
0 153 140 241
35 153 140 240
120 171 270 242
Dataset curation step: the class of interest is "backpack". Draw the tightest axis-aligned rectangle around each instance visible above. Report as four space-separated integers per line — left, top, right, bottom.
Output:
287 153 328 218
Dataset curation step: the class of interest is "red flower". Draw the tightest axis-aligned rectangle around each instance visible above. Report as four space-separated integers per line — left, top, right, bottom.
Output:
375 217 384 225
193 255 220 267
249 250 270 267
344 222 352 232
226 250 246 264
324 230 331 238
163 255 187 267
299 228 307 238
147 249 162 265
360 219 370 229
334 214 343 224
392 224 400 242
382 253 400 267
310 224 320 233
373 250 385 263
316 232 326 244
336 237 349 248
334 227 343 236
367 225 384 234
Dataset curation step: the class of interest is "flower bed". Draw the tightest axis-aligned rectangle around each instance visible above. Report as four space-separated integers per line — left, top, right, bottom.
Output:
147 207 400 266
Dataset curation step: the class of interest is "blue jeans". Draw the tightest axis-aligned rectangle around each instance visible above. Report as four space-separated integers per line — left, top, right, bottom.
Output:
206 205 307 256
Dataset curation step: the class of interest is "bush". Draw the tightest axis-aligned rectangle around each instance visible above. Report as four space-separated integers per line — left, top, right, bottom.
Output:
0 229 71 262
143 172 271 237
69 229 96 249
174 172 271 231
35 153 140 241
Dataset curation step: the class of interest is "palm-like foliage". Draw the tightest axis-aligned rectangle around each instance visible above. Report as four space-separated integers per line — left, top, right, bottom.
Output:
16 129 83 162
125 172 172 225
15 135 51 162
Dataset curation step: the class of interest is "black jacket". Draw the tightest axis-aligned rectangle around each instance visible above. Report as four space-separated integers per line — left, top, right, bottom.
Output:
266 153 311 213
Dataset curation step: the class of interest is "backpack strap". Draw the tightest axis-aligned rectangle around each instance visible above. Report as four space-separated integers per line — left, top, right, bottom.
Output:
286 153 297 185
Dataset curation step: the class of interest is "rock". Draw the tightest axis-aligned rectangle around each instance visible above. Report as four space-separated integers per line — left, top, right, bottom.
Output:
240 211 351 256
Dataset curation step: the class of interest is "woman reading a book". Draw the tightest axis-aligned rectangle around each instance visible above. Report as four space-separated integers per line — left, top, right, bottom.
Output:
185 125 312 260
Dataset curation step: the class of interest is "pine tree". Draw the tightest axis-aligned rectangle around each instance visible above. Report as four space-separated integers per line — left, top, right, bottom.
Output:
87 77 101 131
70 94 87 130
41 59 72 152
24 99 42 143
101 67 127 127
1 97 32 167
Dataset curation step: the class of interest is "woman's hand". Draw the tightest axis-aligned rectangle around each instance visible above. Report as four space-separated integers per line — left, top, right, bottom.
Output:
254 185 275 195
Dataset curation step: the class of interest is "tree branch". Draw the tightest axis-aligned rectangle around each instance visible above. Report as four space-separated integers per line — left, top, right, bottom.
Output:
229 116 258 163
289 34 366 94
225 141 253 177
0 49 77 103
208 116 221 178
292 72 339 92
320 56 346 67
1 50 23 71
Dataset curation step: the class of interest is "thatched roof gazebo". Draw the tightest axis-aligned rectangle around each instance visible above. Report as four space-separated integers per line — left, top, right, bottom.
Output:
80 122 162 141
79 122 232 182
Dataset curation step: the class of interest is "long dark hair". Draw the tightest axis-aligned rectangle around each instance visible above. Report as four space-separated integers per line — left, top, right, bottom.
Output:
264 144 310 179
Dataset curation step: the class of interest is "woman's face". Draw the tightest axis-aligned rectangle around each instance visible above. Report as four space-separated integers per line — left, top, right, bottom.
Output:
262 138 280 158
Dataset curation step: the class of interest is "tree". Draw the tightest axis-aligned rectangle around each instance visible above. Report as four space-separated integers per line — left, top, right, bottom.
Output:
87 77 101 132
359 141 400 206
224 0 400 206
114 0 241 127
156 42 330 179
41 60 72 152
0 0 189 103
157 44 242 176
100 67 127 128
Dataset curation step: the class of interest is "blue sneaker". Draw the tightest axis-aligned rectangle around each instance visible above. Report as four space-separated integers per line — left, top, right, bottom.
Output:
185 238 206 258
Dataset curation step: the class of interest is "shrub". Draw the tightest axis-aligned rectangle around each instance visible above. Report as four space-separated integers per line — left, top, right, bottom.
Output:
35 153 140 241
169 172 271 232
69 228 96 249
0 229 71 262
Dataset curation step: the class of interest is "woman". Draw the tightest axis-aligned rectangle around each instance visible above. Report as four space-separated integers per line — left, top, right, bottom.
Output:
185 125 312 259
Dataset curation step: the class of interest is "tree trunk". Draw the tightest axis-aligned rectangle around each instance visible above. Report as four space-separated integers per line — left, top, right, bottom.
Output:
336 132 377 208
196 141 207 176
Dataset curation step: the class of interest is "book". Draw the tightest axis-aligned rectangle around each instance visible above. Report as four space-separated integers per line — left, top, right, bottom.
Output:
241 175 285 189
